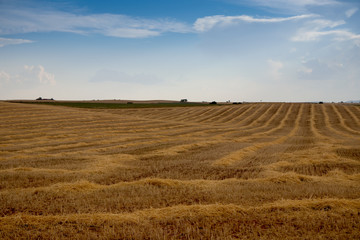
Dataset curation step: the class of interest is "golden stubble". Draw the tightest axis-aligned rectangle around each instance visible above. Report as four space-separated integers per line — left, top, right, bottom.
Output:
0 101 360 239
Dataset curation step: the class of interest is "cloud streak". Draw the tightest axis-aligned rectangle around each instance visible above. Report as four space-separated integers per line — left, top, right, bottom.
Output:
225 0 340 13
0 37 34 47
0 7 191 39
249 0 339 7
293 29 360 43
292 18 360 45
193 14 315 32
2 1 357 47
345 8 358 18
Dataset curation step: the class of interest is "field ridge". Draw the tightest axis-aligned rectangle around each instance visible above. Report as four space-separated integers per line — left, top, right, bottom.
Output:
1 102 359 239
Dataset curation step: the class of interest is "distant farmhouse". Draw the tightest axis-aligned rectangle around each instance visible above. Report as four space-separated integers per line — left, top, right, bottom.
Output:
36 97 54 101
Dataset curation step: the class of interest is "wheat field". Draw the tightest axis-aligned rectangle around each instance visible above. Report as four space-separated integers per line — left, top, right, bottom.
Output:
0 101 359 239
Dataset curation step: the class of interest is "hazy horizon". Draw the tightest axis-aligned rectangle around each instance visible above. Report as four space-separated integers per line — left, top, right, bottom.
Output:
1 0 359 102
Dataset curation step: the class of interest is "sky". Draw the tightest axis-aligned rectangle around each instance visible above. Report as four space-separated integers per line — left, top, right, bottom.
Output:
0 0 359 102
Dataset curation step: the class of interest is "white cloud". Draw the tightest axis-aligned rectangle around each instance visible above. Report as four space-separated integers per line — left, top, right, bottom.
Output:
102 28 160 38
293 29 360 45
267 59 283 80
308 19 345 29
37 65 56 85
346 8 358 18
194 14 315 32
290 19 346 42
22 65 56 85
0 65 56 86
0 7 191 39
291 18 360 46
0 37 33 47
0 70 11 86
296 58 347 81
298 66 313 74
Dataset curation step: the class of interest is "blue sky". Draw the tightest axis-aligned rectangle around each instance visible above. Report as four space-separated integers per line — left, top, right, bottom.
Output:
0 0 359 102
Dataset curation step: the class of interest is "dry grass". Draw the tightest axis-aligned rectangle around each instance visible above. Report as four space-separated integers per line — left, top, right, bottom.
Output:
0 102 359 239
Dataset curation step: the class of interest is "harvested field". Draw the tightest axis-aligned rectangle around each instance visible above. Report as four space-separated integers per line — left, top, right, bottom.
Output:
0 101 360 239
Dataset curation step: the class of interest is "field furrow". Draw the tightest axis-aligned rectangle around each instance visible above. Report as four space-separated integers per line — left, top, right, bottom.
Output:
212 104 303 166
333 104 360 133
1 101 359 239
323 104 360 138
